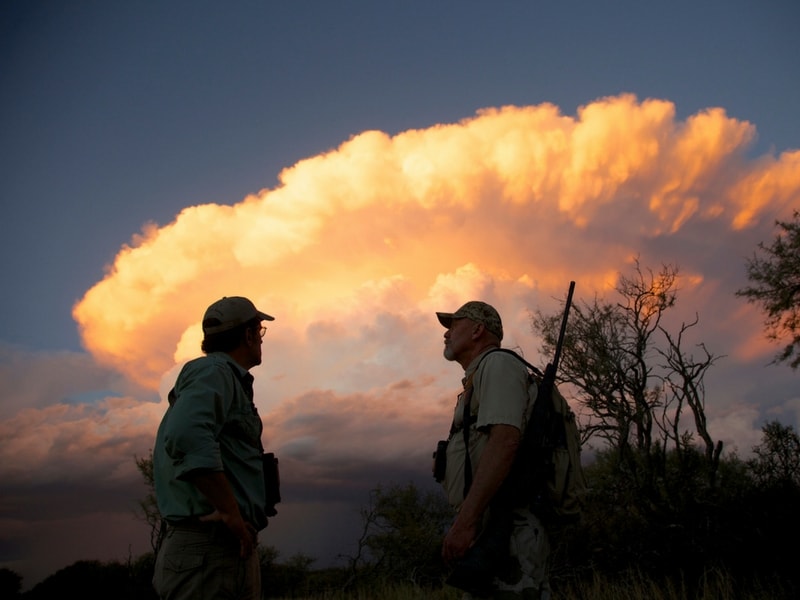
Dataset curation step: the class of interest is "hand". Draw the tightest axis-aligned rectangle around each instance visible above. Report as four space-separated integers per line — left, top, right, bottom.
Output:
236 522 258 559
199 510 258 558
442 519 476 564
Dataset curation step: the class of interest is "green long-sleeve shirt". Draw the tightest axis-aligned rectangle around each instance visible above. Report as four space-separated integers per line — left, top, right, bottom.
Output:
153 352 268 530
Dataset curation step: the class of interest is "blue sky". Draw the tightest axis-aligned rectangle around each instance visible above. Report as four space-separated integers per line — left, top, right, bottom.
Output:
1 0 799 591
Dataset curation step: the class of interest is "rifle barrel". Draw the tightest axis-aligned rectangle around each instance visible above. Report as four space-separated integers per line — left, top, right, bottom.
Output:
551 281 575 373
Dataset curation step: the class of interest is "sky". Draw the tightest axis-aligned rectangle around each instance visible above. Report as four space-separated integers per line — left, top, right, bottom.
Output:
1 0 799 591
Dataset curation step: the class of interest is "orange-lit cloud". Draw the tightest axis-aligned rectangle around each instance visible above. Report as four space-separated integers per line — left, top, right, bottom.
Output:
73 95 798 393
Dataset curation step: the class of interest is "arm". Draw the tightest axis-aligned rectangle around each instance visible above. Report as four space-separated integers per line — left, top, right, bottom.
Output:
442 423 520 563
188 469 257 558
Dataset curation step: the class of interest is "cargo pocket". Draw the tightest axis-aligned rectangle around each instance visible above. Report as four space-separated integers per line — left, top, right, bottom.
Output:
163 553 204 573
153 551 205 597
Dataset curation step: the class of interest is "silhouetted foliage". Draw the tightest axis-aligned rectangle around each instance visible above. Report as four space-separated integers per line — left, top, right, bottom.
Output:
550 439 800 597
0 567 22 598
737 209 800 369
19 418 800 599
262 551 317 597
747 420 800 488
346 482 452 589
23 559 157 600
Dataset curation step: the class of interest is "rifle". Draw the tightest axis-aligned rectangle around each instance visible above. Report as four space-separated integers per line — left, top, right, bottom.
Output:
524 280 575 511
539 280 575 424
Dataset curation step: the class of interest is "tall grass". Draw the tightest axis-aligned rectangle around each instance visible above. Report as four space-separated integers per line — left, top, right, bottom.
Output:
553 567 790 600
269 581 460 600
268 567 794 599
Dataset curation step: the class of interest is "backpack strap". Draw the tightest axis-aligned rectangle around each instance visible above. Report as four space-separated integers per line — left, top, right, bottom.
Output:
459 348 543 499
484 347 544 377
461 372 477 498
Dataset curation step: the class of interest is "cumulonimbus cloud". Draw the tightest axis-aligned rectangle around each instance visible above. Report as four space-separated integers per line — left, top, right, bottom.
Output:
72 94 799 393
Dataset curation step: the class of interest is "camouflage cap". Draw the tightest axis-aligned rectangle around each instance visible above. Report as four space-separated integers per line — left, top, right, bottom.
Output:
436 300 503 341
202 296 274 335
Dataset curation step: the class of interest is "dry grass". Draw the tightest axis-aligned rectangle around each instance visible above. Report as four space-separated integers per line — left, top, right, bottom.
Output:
268 582 460 600
554 567 787 600
268 567 794 599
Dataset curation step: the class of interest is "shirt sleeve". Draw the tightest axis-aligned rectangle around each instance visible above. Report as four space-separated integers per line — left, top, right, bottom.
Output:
473 351 530 431
160 357 234 478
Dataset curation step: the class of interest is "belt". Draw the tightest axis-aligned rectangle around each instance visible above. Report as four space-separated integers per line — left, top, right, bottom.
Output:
165 518 239 544
166 517 214 528
166 517 257 534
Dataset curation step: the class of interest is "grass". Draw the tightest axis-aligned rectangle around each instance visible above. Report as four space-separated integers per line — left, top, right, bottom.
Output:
267 567 796 599
553 567 791 600
269 582 460 599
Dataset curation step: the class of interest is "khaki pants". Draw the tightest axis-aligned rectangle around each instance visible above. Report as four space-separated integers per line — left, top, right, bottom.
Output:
152 521 260 600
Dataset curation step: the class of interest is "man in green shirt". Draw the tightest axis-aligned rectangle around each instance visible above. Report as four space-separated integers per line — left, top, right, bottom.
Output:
152 296 274 600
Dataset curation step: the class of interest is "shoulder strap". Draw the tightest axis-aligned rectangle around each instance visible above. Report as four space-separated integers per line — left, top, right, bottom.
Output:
460 348 543 498
483 347 544 377
461 371 477 498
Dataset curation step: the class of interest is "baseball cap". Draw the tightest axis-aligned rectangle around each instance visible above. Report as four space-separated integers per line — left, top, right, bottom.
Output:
436 301 503 341
202 296 274 335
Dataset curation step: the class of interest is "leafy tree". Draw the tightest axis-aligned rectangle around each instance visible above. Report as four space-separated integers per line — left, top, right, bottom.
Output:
737 422 800 589
347 482 452 588
736 210 800 369
746 420 800 488
262 551 317 597
560 436 800 594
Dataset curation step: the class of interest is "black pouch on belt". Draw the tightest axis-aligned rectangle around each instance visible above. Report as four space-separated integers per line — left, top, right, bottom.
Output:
262 452 281 517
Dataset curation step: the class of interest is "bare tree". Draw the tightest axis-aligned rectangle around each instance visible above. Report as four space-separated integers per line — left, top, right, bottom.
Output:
134 451 162 552
340 485 382 589
656 317 724 484
536 260 675 454
533 259 721 483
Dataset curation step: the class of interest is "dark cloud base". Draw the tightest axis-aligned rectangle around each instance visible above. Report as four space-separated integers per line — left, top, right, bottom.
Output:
0 456 449 590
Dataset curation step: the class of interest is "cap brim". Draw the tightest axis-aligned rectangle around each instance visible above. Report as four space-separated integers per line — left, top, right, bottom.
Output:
436 312 454 328
257 311 275 322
